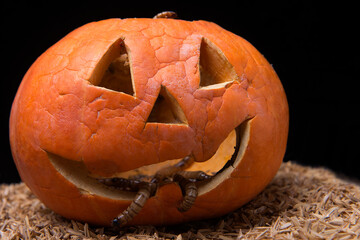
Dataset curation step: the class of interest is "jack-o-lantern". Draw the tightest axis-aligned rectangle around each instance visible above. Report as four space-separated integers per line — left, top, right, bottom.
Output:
9 13 288 227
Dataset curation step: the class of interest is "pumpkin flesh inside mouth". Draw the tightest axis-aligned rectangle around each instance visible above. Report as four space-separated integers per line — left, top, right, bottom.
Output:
48 119 251 201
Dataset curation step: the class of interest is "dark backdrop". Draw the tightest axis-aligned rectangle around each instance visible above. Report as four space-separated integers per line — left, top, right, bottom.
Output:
1 1 358 183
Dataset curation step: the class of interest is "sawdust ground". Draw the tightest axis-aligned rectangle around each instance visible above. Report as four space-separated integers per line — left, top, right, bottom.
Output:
1 161 359 240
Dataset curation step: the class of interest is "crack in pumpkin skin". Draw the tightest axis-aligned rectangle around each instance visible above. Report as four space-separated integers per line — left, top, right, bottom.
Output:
10 17 289 226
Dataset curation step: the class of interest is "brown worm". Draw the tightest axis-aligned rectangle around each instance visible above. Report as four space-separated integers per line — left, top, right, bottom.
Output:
98 177 142 191
112 182 156 227
101 155 212 227
173 173 198 212
153 155 195 182
176 170 212 181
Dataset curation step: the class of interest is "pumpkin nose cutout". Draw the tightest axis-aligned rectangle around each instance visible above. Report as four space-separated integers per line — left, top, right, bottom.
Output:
146 85 188 124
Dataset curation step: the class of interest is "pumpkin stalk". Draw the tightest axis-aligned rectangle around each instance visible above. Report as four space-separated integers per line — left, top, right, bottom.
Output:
153 11 178 19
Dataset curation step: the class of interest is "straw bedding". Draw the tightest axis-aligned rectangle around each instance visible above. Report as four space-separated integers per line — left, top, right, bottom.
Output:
1 161 359 240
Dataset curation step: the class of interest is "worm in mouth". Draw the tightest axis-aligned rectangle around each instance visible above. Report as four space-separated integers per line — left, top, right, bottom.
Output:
98 155 212 227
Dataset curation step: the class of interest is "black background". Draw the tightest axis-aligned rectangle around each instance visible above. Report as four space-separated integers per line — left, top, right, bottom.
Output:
1 1 358 183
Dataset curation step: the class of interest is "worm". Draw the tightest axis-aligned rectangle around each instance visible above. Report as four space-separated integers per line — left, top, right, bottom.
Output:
97 177 142 191
173 171 212 212
112 182 156 227
153 155 194 182
176 170 212 181
99 155 212 227
173 173 198 212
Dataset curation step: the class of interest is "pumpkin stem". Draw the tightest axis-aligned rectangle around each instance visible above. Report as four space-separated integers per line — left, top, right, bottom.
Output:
153 11 178 19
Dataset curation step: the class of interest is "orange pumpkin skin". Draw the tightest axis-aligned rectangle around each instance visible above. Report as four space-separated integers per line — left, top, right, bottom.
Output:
9 18 289 226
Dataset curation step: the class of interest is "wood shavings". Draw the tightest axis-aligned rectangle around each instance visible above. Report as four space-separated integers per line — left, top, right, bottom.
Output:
1 161 359 239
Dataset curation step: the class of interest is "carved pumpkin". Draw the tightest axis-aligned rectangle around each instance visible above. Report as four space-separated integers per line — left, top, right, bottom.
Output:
9 16 288 226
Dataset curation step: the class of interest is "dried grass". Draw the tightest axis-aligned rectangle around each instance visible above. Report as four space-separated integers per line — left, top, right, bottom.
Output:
1 161 359 240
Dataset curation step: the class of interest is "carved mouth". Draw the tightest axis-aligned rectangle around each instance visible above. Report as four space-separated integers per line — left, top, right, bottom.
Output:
47 119 251 200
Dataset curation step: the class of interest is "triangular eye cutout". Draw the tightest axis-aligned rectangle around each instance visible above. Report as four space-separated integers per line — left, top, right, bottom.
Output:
199 38 239 89
97 39 135 95
146 86 188 125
